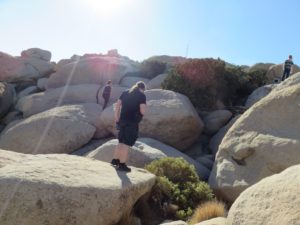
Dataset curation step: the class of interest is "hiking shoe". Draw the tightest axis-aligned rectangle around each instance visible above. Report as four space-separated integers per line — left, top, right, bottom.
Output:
117 163 131 172
110 159 120 167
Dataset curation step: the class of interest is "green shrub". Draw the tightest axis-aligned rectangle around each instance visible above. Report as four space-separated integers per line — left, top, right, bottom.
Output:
162 58 225 110
140 59 167 79
162 58 268 109
145 157 214 221
223 66 268 105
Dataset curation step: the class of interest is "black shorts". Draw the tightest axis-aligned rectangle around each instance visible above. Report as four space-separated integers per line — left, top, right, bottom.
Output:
118 121 139 146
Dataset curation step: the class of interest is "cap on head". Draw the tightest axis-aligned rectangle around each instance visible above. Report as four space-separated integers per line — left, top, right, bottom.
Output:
289 55 293 59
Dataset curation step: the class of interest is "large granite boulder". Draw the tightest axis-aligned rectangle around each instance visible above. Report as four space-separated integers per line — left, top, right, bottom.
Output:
209 82 300 203
16 86 39 100
195 217 226 225
203 110 232 135
47 55 139 89
147 73 168 89
1 111 22 126
227 165 300 225
21 48 52 61
101 89 203 150
245 84 276 107
0 104 98 154
209 116 240 155
160 221 187 225
87 138 210 180
0 49 54 82
16 84 101 117
0 150 155 225
37 77 48 90
0 82 15 119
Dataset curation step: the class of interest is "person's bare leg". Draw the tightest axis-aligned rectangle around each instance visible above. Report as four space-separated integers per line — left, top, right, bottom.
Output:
113 143 122 160
119 143 130 163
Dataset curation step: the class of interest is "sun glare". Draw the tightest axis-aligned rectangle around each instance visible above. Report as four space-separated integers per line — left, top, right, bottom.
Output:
84 0 134 17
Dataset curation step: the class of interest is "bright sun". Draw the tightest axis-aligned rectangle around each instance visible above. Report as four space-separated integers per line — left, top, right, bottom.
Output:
84 0 134 16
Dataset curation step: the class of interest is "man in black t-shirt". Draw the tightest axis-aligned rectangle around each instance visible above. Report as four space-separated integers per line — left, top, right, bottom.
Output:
110 81 147 172
282 55 294 81
102 80 112 110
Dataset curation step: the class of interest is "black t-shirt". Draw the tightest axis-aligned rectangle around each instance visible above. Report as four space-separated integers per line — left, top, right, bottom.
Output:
119 89 146 123
102 85 111 98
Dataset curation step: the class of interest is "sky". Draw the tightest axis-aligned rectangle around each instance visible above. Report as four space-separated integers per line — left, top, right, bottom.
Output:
0 0 299 66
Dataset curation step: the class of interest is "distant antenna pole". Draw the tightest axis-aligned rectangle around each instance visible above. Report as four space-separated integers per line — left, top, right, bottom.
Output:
185 43 189 58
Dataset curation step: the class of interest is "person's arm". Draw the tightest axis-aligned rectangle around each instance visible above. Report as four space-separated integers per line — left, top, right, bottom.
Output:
140 104 147 116
115 99 122 122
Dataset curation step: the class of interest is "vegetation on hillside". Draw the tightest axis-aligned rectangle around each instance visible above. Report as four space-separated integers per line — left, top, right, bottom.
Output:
161 58 268 109
139 59 167 79
145 157 214 220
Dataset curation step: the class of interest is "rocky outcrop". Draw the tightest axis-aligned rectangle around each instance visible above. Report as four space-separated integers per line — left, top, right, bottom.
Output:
0 82 15 119
245 84 276 107
1 111 22 126
47 55 139 89
16 86 39 100
203 110 232 135
209 82 300 203
21 48 52 61
209 116 240 155
0 150 155 225
0 49 54 82
160 221 187 225
16 84 101 117
87 138 210 180
195 217 226 225
37 77 48 90
0 149 31 168
147 73 168 89
227 165 300 225
0 104 99 154
101 89 203 150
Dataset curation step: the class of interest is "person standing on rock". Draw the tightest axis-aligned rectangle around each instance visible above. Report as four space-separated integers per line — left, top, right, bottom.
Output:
101 80 112 110
111 81 147 172
281 55 294 81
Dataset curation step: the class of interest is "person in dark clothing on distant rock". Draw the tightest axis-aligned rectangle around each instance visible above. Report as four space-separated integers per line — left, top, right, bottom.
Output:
102 80 112 110
111 81 147 172
281 55 294 81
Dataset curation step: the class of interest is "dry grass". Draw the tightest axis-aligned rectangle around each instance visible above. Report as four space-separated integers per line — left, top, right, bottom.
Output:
188 200 227 225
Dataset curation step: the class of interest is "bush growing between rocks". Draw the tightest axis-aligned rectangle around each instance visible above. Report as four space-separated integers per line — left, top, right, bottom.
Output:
162 58 268 109
188 200 226 225
145 157 214 221
162 58 226 110
224 66 268 105
140 59 167 79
